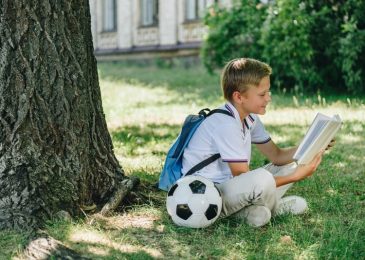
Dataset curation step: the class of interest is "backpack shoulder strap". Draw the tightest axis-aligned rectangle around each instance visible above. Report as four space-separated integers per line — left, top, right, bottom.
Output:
185 108 234 176
198 108 234 118
185 153 220 176
207 108 234 118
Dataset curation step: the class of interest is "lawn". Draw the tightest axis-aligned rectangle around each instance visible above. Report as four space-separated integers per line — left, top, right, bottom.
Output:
4 61 365 259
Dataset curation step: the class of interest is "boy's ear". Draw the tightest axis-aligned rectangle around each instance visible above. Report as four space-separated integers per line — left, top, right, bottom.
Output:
232 91 244 104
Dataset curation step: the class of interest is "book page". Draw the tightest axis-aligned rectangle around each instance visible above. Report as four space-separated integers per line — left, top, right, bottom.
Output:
294 119 328 159
293 113 342 164
294 113 330 160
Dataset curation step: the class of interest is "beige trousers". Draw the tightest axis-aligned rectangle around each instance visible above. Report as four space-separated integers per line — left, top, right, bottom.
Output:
216 162 297 217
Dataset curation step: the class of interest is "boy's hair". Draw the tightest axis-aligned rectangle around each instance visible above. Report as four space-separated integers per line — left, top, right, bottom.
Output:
221 58 272 101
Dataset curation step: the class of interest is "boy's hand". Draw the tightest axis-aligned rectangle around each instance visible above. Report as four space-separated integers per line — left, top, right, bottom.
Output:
326 139 336 150
293 150 324 181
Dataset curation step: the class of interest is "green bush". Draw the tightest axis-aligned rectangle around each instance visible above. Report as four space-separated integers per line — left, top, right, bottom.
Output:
202 0 365 94
337 0 365 94
260 0 319 93
201 0 268 73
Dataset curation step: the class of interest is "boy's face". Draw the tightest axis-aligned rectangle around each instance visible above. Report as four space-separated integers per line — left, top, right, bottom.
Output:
241 76 271 115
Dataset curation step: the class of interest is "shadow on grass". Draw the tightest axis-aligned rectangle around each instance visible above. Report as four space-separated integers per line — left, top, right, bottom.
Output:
108 119 365 181
110 123 180 157
97 120 365 258
41 190 364 259
7 120 362 259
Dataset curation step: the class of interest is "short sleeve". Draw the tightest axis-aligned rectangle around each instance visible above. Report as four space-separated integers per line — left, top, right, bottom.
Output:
212 122 250 163
250 115 271 144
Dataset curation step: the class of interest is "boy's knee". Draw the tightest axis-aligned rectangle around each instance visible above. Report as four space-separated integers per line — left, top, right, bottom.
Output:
251 168 276 191
218 168 277 216
248 168 276 207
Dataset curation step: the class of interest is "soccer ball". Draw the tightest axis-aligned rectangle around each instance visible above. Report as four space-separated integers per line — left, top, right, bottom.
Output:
166 175 222 228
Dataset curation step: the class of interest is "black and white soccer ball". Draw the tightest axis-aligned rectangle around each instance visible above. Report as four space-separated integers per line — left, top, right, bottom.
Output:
166 175 222 228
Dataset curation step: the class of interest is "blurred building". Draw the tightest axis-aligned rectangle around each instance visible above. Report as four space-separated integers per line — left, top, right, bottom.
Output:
89 0 232 60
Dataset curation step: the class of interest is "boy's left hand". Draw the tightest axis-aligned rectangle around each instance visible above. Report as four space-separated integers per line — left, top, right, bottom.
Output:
326 139 336 150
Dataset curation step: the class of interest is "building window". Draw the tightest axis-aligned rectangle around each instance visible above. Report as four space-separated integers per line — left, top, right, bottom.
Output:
185 0 207 21
213 0 223 4
103 0 117 32
140 0 159 26
215 0 228 5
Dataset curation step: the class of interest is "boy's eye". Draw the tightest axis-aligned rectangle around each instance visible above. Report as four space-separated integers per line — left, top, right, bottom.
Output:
260 91 271 97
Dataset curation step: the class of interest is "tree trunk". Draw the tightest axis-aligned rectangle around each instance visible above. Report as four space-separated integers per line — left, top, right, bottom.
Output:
0 0 137 231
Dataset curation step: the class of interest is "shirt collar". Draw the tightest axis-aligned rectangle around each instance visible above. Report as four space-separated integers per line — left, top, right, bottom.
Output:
224 102 255 130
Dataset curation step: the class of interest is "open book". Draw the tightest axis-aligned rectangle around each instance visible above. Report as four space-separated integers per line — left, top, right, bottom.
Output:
293 113 342 165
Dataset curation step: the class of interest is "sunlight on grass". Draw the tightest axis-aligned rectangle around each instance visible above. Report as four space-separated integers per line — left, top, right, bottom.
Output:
264 235 300 258
97 214 160 230
119 156 162 177
45 209 165 259
298 243 320 259
101 79 188 129
262 107 365 126
5 62 361 259
95 62 365 259
341 133 363 143
68 228 162 258
326 188 338 196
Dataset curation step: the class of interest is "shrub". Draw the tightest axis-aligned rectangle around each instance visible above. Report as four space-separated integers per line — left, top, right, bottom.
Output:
202 0 365 94
201 0 267 73
337 0 365 94
260 0 319 93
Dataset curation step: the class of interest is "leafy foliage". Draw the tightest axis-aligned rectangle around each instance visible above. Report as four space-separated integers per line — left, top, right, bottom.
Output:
337 0 365 94
201 0 268 73
202 0 365 94
260 0 318 93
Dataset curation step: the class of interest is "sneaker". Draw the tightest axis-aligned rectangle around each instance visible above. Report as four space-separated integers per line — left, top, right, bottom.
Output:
274 196 308 216
233 205 271 227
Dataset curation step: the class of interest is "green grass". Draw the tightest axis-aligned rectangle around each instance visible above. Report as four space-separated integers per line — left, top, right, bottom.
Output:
3 61 365 259
0 230 28 259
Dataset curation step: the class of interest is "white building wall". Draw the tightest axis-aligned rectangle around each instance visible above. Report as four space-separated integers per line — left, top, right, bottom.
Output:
94 0 118 49
89 0 232 57
118 0 133 48
133 0 160 46
177 0 223 43
159 0 177 45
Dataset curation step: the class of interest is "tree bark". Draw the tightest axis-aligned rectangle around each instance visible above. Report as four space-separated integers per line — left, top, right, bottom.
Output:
0 0 136 231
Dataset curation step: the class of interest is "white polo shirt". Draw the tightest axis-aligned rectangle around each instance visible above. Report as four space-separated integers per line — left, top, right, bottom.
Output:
181 102 271 183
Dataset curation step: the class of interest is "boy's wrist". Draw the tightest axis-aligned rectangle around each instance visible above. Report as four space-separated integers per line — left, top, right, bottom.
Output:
291 169 303 182
293 166 312 182
275 171 300 187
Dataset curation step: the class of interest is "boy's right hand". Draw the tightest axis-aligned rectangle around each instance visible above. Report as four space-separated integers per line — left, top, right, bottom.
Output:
293 150 324 181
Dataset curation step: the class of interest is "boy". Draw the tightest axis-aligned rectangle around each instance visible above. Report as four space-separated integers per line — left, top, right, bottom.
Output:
181 58 334 227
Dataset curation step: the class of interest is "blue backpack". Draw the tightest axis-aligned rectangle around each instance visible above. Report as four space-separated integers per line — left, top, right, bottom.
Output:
158 108 233 191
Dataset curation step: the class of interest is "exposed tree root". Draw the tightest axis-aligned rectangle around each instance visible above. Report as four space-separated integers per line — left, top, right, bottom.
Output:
21 233 90 260
100 176 140 216
18 177 140 259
